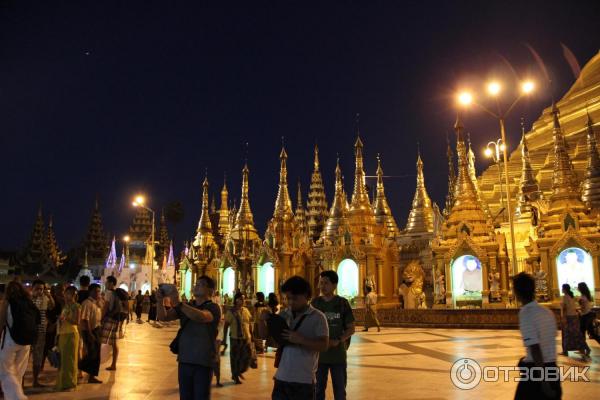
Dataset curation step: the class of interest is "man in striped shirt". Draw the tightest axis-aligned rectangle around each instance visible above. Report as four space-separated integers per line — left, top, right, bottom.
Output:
31 279 55 387
513 272 561 400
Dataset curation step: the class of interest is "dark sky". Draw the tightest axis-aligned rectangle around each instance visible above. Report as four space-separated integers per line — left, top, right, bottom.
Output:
2 1 600 252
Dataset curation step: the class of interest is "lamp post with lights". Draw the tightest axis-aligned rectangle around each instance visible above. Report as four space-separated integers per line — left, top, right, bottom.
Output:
457 80 535 276
484 139 507 221
132 195 156 289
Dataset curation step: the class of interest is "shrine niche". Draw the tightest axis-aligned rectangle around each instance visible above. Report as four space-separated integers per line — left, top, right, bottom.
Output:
555 247 595 297
451 255 483 308
257 261 275 294
337 258 359 300
222 266 235 296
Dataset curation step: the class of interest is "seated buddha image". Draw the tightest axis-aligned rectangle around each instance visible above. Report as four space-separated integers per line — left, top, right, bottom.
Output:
557 248 592 295
462 257 483 293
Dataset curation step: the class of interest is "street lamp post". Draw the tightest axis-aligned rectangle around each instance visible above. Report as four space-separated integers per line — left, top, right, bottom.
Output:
457 80 535 276
133 195 156 289
484 139 506 221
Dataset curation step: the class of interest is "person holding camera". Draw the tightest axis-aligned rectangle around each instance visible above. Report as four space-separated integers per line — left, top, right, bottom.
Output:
157 277 221 400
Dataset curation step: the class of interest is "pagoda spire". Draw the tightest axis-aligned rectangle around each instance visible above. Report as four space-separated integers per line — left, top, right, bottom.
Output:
549 104 581 202
321 157 349 242
373 154 399 237
85 198 109 260
443 133 456 218
273 144 294 220
218 173 231 238
467 133 491 218
158 211 169 253
45 215 64 267
515 121 541 217
405 150 434 234
105 236 117 270
294 180 308 234
307 144 329 241
350 131 370 209
581 113 600 210
194 173 214 247
231 161 259 240
443 115 492 240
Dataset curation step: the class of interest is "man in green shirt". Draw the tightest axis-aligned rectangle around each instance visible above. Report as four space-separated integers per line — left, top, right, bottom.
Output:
312 270 355 400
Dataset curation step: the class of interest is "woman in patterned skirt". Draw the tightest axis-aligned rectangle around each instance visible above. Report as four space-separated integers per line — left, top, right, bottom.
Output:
223 293 255 384
560 284 591 359
55 286 81 391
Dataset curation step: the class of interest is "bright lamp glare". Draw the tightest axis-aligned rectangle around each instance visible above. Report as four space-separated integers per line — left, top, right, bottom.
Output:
521 80 535 94
134 195 145 205
484 148 493 157
499 143 506 152
458 92 473 106
487 82 501 96
123 235 130 242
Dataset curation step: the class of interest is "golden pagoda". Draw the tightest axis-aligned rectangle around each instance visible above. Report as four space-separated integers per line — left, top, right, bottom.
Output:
431 116 508 308
217 174 231 239
307 145 329 242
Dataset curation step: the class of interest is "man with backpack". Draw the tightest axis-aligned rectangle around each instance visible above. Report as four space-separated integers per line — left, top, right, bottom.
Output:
101 276 122 371
0 281 41 400
312 270 355 400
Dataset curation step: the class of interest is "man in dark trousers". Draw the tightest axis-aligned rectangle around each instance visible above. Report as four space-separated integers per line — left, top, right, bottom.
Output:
513 272 561 400
157 277 221 400
312 270 355 400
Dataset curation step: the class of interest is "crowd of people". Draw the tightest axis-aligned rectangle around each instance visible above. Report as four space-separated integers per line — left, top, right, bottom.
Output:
0 269 597 400
0 274 129 399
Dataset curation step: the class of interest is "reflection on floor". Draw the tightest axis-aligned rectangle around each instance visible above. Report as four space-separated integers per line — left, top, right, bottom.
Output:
26 321 600 399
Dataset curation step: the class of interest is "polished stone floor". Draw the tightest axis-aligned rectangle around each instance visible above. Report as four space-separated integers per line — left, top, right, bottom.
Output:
25 321 599 399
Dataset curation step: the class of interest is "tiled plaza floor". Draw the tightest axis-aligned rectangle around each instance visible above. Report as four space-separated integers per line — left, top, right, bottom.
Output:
23 320 600 399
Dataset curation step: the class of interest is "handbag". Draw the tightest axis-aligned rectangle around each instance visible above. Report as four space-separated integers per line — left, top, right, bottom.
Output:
169 318 189 355
100 324 115 364
48 320 60 368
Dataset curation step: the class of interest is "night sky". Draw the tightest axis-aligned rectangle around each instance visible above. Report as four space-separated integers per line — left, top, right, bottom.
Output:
2 1 600 252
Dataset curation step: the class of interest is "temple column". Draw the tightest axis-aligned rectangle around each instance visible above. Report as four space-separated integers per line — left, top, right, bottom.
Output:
444 257 453 307
358 259 366 297
393 264 400 299
481 256 491 307
376 259 385 298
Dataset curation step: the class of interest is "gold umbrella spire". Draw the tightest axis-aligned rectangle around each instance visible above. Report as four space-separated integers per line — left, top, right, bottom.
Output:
321 157 349 242
374 154 399 237
273 141 294 220
515 120 541 218
405 149 434 234
218 172 230 238
581 112 600 210
194 171 214 247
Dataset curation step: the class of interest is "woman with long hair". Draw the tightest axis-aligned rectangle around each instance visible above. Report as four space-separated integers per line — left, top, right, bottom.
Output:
55 286 81 391
0 281 33 400
560 284 590 358
578 282 600 345
222 293 254 384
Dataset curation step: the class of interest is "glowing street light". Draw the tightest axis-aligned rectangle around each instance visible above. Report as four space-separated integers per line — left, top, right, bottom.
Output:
458 91 473 106
123 235 130 243
487 81 501 96
521 80 535 94
131 194 156 288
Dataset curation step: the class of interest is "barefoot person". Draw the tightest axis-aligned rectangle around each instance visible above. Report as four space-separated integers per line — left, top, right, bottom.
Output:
513 272 561 400
312 270 355 400
272 276 329 400
55 286 81 391
222 293 254 385
157 277 221 400
363 286 380 332
31 279 54 387
79 283 103 384
101 276 120 371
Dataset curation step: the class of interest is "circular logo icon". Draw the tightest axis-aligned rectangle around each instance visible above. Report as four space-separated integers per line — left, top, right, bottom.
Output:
450 358 482 390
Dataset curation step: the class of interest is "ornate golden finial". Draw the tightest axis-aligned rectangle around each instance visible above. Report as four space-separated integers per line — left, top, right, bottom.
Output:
549 104 580 201
374 154 399 237
582 113 600 209
194 172 213 248
231 160 259 241
218 171 230 238
515 118 541 218
321 157 349 242
405 150 434 234
273 141 293 218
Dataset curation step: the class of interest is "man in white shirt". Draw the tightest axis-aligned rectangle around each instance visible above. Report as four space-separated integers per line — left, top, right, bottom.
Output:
513 272 561 400
272 276 329 400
